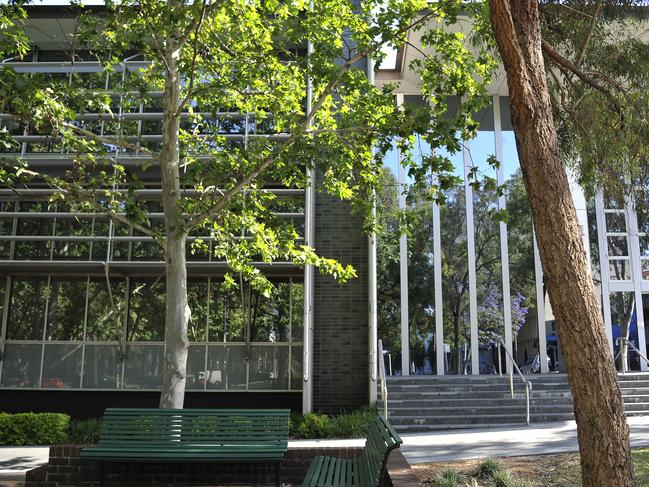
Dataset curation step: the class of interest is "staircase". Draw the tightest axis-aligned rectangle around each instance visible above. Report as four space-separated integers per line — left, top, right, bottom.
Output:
379 373 649 432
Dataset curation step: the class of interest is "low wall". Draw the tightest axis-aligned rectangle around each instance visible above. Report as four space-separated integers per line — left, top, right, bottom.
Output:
25 445 364 486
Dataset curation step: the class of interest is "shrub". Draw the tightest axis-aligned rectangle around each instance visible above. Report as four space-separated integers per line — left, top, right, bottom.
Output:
329 406 377 438
475 458 505 479
67 418 102 444
296 413 332 439
435 467 461 487
0 412 70 446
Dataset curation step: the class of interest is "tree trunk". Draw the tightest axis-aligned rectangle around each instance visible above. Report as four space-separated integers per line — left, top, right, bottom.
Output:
453 312 461 374
158 36 191 409
488 2 635 485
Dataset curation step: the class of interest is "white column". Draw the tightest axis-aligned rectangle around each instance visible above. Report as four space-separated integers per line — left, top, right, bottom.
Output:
463 143 480 375
302 35 315 413
595 191 614 351
533 229 549 373
627 199 648 371
397 128 410 375
493 96 513 373
367 52 378 403
433 195 444 375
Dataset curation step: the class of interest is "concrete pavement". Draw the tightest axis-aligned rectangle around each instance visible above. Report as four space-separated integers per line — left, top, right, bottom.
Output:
3 417 649 478
0 446 48 481
400 415 649 464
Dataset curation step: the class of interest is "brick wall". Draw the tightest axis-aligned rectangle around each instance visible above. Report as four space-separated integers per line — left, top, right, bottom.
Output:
25 445 364 487
313 175 370 413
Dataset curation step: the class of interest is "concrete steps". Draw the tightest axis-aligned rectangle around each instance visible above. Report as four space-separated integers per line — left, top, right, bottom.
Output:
380 373 649 432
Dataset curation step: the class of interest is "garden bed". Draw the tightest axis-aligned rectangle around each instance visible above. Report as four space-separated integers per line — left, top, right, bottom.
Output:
412 449 649 486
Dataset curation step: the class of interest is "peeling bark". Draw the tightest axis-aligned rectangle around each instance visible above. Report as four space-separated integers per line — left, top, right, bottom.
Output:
488 1 635 485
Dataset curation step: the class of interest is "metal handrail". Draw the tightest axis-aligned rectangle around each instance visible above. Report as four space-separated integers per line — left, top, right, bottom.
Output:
616 337 649 373
495 337 533 425
377 339 388 418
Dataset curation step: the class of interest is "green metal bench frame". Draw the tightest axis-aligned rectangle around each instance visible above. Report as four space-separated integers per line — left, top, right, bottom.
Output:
301 415 402 487
80 408 290 487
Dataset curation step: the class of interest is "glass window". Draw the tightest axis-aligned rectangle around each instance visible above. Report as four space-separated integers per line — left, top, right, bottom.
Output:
206 345 246 390
52 216 93 261
0 201 15 259
186 345 207 390
610 259 631 281
249 345 289 390
210 284 245 342
45 279 87 341
0 343 42 387
42 344 82 388
290 345 303 390
187 280 208 342
606 212 626 233
608 236 629 257
127 279 165 341
251 284 290 342
291 282 304 342
6 277 48 340
83 344 122 388
123 344 163 389
640 235 649 258
610 292 639 371
86 278 126 341
14 202 53 259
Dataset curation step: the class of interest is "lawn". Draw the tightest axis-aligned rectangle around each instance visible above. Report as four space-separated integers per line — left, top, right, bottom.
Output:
412 448 649 486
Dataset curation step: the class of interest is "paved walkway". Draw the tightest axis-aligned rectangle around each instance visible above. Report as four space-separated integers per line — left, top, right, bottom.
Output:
400 415 649 464
0 447 48 480
3 417 649 477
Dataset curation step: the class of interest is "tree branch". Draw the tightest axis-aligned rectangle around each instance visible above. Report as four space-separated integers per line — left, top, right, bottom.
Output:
60 121 158 157
178 0 224 48
575 1 602 68
0 162 155 237
541 39 623 118
184 12 436 230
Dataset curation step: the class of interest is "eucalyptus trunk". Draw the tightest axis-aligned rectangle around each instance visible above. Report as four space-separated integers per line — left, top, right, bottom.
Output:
488 1 634 485
158 35 191 409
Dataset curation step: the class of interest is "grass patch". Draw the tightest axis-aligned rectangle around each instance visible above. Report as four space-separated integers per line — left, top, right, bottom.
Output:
414 448 649 486
474 458 504 479
435 468 462 487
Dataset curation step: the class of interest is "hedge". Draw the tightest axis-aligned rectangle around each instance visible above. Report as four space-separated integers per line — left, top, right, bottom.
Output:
0 412 70 446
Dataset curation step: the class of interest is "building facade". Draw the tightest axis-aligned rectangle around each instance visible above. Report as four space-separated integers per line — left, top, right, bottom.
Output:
0 6 373 417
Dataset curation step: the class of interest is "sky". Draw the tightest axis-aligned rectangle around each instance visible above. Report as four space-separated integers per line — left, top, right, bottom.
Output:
383 131 521 185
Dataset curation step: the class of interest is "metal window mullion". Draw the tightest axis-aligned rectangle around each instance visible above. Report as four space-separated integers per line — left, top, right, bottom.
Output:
38 276 51 388
0 276 11 385
493 96 513 372
532 228 549 373
79 276 91 388
463 143 479 375
203 277 211 390
595 191 614 351
626 198 648 371
302 29 315 413
120 277 130 389
287 278 293 390
8 201 18 259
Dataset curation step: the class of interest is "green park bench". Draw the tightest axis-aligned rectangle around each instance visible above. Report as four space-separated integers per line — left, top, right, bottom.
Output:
80 408 290 487
301 415 402 487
